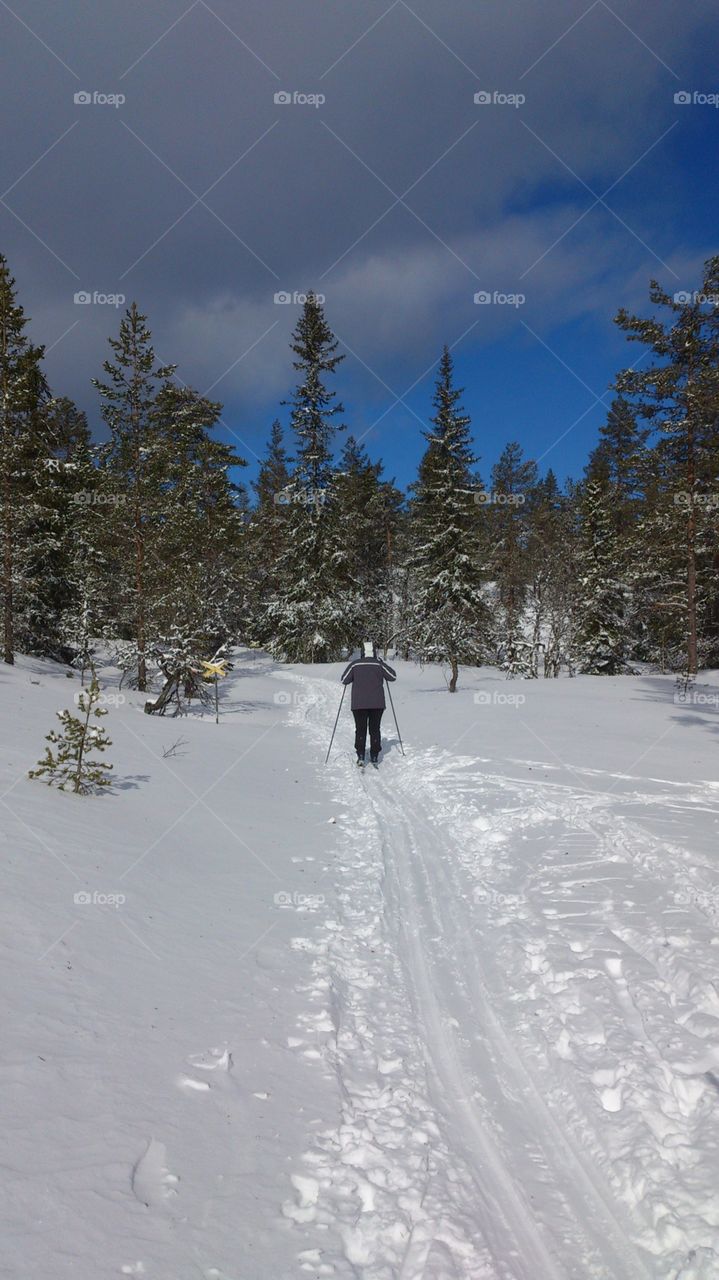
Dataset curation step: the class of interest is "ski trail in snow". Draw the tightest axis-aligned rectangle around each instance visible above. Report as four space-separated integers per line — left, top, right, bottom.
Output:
280 673 630 1277
277 671 719 1280
392 751 719 1279
378 806 568 1280
370 768 652 1280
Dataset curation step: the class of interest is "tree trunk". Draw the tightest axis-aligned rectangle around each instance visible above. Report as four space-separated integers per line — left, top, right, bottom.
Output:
135 500 146 692
687 521 698 675
2 468 13 665
72 688 93 793
686 415 698 675
448 655 458 692
1 317 13 666
145 676 179 716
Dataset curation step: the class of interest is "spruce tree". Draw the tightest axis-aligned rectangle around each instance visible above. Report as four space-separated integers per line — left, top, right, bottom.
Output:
574 478 629 674
523 470 576 677
585 395 649 540
408 346 487 691
29 669 113 794
93 303 175 691
264 294 356 661
247 419 291 645
332 435 402 644
488 441 538 676
62 417 107 677
0 254 50 663
148 380 248 654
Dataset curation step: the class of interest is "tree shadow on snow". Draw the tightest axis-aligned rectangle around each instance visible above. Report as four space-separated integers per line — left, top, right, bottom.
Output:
104 774 150 792
226 657 277 679
220 699 276 715
633 676 719 743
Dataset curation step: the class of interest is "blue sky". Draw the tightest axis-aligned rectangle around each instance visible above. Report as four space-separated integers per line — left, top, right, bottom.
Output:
1 0 717 492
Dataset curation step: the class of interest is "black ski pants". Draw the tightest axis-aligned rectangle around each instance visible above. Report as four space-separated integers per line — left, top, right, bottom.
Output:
353 708 383 759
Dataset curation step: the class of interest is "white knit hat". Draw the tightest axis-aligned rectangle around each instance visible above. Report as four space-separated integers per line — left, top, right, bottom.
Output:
362 639 374 657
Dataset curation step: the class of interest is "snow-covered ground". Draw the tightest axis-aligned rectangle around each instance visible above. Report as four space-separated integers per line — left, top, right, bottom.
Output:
2 652 719 1279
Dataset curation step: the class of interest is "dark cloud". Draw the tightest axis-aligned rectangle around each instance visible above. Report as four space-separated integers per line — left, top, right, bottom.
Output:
1 0 716 476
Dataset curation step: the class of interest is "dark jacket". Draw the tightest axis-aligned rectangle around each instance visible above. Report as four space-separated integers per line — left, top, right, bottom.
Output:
341 655 397 710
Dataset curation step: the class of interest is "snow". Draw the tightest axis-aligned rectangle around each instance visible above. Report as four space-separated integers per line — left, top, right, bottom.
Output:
2 652 719 1279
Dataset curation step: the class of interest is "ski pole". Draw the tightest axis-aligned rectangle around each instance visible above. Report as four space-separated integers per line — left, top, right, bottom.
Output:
386 682 405 756
324 684 347 764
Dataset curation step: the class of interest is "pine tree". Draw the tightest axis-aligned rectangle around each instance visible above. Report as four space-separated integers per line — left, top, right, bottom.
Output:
29 669 113 793
93 303 175 691
408 346 488 691
626 442 703 670
574 478 629 674
614 256 719 673
145 628 210 716
37 397 108 670
0 253 50 663
263 294 357 661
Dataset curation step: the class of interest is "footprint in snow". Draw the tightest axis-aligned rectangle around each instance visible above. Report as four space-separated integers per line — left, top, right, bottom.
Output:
131 1138 179 1209
188 1046 233 1072
177 1074 211 1092
178 1046 233 1091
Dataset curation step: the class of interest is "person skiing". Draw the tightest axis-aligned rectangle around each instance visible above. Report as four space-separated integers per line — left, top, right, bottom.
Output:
340 640 397 766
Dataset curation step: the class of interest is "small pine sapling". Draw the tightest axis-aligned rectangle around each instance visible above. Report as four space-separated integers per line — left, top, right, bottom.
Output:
29 670 113 794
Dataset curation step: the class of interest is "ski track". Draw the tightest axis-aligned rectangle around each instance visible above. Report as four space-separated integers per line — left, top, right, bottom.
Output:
278 671 719 1280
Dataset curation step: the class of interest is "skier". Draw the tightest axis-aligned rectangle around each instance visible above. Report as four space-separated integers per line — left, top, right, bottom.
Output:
340 640 397 766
